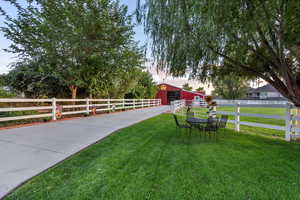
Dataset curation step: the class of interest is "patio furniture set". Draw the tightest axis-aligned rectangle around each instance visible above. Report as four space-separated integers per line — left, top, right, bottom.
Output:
173 111 228 138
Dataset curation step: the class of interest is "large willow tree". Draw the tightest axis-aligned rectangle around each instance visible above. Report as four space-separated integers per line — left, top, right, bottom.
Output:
138 0 300 105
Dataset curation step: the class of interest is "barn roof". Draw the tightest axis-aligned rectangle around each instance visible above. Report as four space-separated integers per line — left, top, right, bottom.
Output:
158 83 182 90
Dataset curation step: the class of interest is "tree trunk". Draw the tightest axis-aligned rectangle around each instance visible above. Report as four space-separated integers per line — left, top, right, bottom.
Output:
69 85 77 99
265 76 300 107
69 85 78 105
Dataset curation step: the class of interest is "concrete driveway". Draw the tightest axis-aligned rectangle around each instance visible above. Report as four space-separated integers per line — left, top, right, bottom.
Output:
0 106 169 198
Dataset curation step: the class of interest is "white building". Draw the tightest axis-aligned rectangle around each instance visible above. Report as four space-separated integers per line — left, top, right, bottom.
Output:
246 84 286 100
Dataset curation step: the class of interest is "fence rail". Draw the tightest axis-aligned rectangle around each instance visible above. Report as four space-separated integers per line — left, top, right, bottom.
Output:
0 98 161 123
172 100 300 141
216 99 288 105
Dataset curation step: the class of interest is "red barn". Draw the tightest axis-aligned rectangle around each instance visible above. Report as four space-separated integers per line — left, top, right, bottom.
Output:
156 83 205 105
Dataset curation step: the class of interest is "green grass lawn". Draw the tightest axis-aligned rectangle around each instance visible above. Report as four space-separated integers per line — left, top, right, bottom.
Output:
5 114 300 200
180 106 286 138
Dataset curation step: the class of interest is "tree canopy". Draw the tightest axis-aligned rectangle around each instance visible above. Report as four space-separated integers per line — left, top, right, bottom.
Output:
211 73 249 100
4 59 157 98
0 74 15 98
138 0 300 105
1 0 155 99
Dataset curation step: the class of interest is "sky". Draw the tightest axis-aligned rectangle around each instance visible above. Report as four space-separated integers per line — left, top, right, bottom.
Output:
0 0 213 93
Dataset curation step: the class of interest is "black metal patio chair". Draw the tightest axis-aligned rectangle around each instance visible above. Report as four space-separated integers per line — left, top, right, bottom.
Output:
173 114 191 134
186 111 195 120
200 117 219 139
219 115 229 128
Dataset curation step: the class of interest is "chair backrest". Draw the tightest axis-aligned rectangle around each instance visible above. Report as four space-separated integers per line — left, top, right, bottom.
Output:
220 115 228 128
187 106 192 112
206 117 219 129
186 111 194 119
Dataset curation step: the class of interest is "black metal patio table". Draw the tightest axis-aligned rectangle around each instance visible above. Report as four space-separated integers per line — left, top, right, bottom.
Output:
186 117 208 127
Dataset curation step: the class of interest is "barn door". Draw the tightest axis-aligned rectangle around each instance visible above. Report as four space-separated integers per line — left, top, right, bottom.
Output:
167 91 181 104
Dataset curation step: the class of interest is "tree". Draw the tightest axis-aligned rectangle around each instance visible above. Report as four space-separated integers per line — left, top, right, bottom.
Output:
1 0 142 99
0 74 16 98
88 65 157 99
106 67 143 99
138 0 300 106
211 73 249 99
85 45 145 98
6 61 69 98
126 70 158 99
182 83 192 91
0 74 7 87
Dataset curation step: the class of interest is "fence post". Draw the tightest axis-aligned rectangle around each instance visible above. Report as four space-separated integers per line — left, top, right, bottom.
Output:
52 98 56 121
292 106 299 134
133 99 135 109
170 101 174 113
285 102 292 141
142 99 144 108
107 99 110 112
86 98 89 115
123 99 125 110
235 102 240 132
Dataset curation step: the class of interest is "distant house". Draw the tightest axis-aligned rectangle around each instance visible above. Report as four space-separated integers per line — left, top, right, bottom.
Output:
246 84 286 100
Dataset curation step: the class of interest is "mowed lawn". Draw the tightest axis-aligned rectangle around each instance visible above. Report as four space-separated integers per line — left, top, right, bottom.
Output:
186 106 286 138
5 114 300 200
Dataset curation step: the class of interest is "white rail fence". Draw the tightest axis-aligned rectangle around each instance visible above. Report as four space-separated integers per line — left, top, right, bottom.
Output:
171 100 186 113
0 98 161 122
171 100 208 114
172 100 300 142
216 99 287 105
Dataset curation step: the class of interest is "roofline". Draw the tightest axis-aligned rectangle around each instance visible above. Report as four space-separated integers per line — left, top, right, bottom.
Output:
158 83 182 90
248 84 278 93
